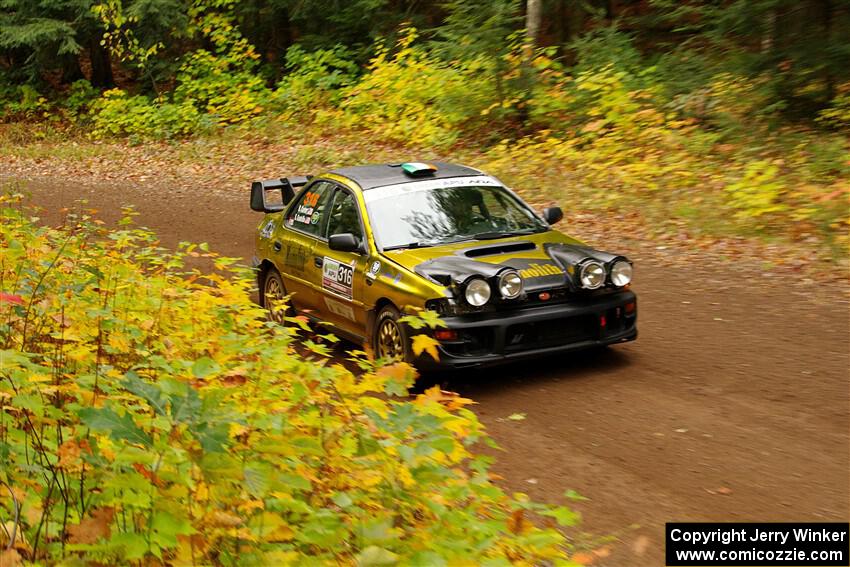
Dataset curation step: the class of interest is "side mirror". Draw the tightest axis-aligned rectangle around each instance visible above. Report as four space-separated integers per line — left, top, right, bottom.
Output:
542 206 563 224
328 233 362 253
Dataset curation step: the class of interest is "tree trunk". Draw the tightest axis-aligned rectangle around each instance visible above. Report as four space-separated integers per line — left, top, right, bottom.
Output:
89 38 114 88
760 8 776 53
60 54 84 84
526 0 543 47
821 0 835 103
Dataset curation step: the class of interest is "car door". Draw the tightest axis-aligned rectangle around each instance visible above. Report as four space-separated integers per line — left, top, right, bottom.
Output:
275 180 335 313
308 185 369 337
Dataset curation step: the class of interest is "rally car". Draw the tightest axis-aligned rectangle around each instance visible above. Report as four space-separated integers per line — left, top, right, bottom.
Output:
251 162 636 368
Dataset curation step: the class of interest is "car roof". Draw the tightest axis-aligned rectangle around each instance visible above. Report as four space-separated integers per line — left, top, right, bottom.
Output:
328 161 484 190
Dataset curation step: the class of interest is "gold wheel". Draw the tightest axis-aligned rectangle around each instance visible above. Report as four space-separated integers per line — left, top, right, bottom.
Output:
377 317 404 360
263 270 288 324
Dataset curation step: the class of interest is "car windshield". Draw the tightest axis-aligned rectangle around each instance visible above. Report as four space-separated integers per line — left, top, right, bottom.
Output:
364 177 548 250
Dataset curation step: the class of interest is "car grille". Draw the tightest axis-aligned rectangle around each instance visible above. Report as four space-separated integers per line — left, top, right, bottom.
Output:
504 314 598 352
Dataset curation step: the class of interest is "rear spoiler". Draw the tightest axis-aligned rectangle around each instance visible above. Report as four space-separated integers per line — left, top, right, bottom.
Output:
250 176 312 213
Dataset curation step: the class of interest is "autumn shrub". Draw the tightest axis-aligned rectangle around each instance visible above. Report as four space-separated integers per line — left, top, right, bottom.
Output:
482 64 849 247
90 89 202 140
0 198 580 565
90 0 270 139
273 45 359 118
0 84 49 121
336 27 498 148
819 85 850 131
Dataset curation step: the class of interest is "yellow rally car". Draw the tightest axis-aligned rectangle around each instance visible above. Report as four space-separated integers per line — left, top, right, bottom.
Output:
251 162 636 369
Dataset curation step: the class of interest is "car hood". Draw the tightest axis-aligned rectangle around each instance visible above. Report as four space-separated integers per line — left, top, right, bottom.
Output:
380 231 624 292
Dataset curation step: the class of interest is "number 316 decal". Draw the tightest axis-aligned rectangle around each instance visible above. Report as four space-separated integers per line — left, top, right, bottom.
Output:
322 257 354 300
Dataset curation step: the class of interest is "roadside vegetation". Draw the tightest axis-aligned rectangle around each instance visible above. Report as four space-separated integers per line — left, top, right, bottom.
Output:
0 197 585 564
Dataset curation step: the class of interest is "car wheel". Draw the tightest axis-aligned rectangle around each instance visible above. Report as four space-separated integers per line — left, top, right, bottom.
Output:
374 305 410 362
262 268 291 324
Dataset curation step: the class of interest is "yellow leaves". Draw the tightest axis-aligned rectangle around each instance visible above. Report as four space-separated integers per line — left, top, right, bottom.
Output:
194 481 209 502
415 386 475 411
206 510 243 528
581 119 607 134
0 550 22 567
571 547 613 565
106 332 131 352
507 509 532 535
397 465 415 488
68 507 115 544
57 439 90 470
1 515 28 553
411 335 439 361
228 422 249 439
255 512 295 542
26 372 51 384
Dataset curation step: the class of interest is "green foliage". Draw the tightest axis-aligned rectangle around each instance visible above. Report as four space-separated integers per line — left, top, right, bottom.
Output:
173 48 269 124
90 88 202 140
569 27 644 80
90 0 272 138
819 86 850 131
62 79 99 119
724 160 788 221
0 197 578 564
93 0 166 85
0 0 88 81
0 84 49 119
273 45 359 116
433 0 520 60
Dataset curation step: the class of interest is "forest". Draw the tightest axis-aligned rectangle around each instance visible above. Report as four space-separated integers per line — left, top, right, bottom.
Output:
1 0 848 254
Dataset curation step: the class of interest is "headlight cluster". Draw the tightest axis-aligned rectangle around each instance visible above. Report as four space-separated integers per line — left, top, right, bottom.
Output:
463 270 524 307
579 259 632 289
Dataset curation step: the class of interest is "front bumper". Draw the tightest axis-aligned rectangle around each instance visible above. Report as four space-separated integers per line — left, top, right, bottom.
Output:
417 290 637 370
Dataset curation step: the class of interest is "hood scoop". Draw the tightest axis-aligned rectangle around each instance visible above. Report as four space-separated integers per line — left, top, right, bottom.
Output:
463 241 536 258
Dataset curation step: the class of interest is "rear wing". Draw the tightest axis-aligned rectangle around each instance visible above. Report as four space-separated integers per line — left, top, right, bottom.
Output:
250 176 312 213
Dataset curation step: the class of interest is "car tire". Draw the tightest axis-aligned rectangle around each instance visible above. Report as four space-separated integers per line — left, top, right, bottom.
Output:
373 305 411 363
262 267 292 324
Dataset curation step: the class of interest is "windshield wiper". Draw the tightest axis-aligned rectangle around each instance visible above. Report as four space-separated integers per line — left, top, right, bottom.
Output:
382 241 437 251
470 228 544 240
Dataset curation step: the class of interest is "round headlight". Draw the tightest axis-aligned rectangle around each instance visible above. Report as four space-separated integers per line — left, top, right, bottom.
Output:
498 271 523 299
579 261 606 290
464 278 491 306
610 260 633 287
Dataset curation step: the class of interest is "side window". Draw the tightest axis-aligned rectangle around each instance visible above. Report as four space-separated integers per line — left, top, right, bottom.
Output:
285 181 333 237
325 189 364 240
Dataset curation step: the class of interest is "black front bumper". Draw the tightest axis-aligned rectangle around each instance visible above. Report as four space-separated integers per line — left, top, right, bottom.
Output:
417 290 637 370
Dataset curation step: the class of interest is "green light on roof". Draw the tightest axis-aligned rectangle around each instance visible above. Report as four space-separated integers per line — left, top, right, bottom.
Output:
400 162 438 177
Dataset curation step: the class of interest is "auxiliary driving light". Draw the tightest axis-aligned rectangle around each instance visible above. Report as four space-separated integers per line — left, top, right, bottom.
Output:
464 278 491 306
498 271 523 299
579 261 606 290
610 260 633 287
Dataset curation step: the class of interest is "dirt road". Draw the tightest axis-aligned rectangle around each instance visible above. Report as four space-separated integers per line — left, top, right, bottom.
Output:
10 176 850 566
